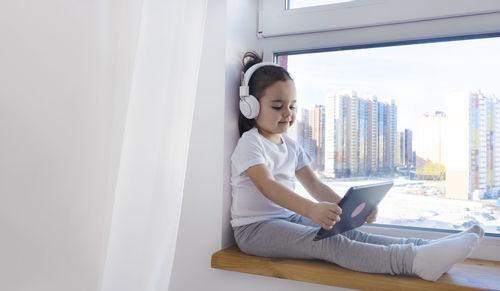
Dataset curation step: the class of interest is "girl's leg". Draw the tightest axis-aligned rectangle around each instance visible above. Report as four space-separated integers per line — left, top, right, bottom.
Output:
341 228 483 279
343 229 429 246
234 217 415 275
343 227 482 281
235 216 480 281
295 215 429 246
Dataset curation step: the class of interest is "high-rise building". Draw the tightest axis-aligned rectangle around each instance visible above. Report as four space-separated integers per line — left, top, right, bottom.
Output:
414 111 446 180
325 92 348 177
297 109 315 165
358 98 369 175
444 92 469 200
324 94 337 177
404 129 413 167
367 97 379 173
310 105 325 171
298 106 325 171
445 91 500 200
396 131 404 166
376 100 398 174
378 103 386 170
389 100 398 169
347 93 359 176
469 91 500 199
324 92 397 177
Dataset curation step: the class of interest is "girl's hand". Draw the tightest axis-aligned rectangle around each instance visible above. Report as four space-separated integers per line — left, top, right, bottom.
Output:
307 201 342 230
366 206 378 224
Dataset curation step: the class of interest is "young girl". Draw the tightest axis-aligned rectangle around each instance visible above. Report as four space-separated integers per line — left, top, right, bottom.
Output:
231 51 484 281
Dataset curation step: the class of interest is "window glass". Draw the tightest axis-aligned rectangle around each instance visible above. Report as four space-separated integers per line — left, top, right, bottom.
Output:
278 36 500 235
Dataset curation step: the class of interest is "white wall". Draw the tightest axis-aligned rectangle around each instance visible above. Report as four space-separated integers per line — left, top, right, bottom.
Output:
0 1 140 290
169 0 349 290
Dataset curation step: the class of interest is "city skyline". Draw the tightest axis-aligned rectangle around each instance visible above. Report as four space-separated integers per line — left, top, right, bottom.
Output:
295 91 500 200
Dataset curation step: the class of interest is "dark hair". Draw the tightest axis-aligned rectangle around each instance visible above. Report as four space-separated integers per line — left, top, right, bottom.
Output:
238 51 293 136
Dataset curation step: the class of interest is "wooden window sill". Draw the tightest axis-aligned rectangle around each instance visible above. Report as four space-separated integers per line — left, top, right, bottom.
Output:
211 246 500 290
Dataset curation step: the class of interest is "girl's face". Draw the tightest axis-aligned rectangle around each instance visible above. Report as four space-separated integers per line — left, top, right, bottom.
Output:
255 80 297 144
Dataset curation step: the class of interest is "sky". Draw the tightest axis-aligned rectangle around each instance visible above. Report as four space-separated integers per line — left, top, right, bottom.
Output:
286 36 500 131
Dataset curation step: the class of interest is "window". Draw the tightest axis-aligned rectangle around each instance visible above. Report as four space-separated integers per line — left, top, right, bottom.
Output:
277 35 500 237
259 0 500 260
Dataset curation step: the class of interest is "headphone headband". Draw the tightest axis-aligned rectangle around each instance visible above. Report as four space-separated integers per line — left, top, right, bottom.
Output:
240 62 282 97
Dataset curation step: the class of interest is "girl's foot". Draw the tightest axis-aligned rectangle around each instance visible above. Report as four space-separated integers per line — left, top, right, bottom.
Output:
412 233 479 281
437 225 485 241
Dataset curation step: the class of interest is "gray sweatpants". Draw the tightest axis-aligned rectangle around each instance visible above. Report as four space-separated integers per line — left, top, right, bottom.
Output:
233 214 429 276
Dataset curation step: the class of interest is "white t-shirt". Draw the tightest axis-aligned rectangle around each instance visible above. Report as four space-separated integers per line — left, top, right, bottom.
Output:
230 127 312 227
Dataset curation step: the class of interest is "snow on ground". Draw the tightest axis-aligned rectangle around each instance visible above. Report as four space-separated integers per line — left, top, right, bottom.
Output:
295 178 500 235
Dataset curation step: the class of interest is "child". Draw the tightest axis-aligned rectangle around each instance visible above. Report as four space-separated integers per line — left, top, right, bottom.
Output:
230 51 485 281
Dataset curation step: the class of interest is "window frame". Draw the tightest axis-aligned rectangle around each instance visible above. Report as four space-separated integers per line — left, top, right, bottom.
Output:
258 1 500 261
259 0 500 38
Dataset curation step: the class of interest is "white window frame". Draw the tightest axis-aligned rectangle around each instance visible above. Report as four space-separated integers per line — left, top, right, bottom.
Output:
258 0 500 261
259 0 500 38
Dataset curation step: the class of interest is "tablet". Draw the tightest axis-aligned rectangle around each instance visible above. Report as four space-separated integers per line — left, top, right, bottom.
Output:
313 180 393 241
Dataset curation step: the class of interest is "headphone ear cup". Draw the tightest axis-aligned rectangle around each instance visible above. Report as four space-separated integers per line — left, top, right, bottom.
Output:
240 95 260 119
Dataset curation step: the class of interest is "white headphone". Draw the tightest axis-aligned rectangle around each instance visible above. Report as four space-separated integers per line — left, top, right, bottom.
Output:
239 62 282 119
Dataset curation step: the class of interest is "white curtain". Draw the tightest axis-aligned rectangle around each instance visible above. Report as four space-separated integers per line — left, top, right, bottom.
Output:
101 1 207 290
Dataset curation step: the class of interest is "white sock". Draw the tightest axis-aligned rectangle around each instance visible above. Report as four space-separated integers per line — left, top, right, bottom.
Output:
412 233 479 281
437 225 485 241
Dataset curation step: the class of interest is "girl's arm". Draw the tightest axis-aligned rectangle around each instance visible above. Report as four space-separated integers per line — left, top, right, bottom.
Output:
295 165 342 203
296 165 379 223
246 164 341 230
